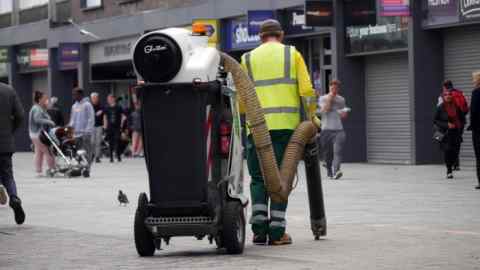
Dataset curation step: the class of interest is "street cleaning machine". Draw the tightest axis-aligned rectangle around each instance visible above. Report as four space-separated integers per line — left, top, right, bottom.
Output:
131 24 326 257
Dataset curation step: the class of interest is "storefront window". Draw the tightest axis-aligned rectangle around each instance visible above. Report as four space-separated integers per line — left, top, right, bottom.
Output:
423 0 459 27
0 1 12 14
345 0 409 54
19 0 48 9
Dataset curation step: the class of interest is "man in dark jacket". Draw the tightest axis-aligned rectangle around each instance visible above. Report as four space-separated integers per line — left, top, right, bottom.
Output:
47 96 65 127
469 72 480 190
0 82 26 224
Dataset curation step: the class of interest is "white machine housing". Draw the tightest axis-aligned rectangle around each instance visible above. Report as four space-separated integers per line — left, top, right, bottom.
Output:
132 28 220 83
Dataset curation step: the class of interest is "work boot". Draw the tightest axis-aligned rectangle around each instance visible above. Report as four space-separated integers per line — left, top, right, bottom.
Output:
0 185 7 205
9 196 25 225
475 185 480 190
269 233 292 246
95 157 101 163
252 234 267 245
334 171 343 180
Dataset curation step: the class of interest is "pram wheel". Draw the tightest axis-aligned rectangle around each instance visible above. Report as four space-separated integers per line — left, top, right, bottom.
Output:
46 169 55 178
134 193 155 257
82 169 90 178
221 201 245 254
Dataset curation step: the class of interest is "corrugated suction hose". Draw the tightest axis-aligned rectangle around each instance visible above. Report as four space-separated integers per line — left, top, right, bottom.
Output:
221 53 318 203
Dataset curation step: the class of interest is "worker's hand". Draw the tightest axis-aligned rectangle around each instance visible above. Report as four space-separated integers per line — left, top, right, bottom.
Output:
137 80 145 85
312 115 321 129
340 111 348 119
448 122 455 129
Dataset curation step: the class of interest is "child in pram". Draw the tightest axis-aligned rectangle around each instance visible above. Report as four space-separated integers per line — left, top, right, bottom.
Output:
39 127 91 178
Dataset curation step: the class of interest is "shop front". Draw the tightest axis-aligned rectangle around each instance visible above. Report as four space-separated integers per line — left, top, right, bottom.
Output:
423 0 480 166
344 0 412 164
279 6 333 93
89 35 139 110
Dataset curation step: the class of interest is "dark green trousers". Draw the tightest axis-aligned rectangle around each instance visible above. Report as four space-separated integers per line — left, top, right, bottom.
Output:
247 129 293 241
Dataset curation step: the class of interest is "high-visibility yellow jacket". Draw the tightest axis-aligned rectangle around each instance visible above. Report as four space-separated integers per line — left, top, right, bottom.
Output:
239 41 317 131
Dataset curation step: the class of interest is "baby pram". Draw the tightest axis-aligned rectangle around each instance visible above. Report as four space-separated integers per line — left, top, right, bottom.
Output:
39 127 91 178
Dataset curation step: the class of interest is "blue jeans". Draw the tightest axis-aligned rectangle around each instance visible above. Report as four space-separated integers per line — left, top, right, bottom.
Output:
0 153 18 198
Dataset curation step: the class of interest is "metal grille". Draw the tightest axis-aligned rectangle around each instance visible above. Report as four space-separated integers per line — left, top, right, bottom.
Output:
145 216 214 225
444 26 480 168
365 53 412 164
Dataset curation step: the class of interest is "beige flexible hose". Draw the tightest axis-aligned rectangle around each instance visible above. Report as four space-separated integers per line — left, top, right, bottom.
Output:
221 53 318 203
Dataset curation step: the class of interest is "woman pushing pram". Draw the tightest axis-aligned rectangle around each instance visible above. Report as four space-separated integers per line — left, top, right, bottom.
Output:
39 127 91 178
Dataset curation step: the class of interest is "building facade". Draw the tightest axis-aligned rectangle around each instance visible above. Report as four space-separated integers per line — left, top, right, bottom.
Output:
1 0 479 166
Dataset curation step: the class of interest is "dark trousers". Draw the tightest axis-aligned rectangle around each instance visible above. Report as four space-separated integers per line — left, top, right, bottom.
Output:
0 153 18 198
246 130 292 241
473 131 480 185
443 129 461 173
107 128 121 160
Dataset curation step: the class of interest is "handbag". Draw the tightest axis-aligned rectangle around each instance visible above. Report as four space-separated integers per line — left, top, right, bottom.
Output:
433 130 446 143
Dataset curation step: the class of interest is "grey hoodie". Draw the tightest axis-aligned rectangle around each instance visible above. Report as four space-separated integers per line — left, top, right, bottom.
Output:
69 97 95 137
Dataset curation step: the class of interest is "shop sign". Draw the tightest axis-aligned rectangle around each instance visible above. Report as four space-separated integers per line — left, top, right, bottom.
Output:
425 0 460 25
224 17 262 51
90 36 138 64
59 43 81 70
380 0 410 16
346 17 409 53
17 48 49 70
282 8 323 36
305 0 334 27
461 0 480 20
192 19 220 47
0 48 8 63
247 10 275 35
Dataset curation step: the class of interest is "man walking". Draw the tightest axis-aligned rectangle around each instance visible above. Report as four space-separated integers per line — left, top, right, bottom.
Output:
90 92 104 163
240 19 317 245
104 94 126 163
0 82 26 225
438 80 469 170
69 88 95 167
318 80 349 180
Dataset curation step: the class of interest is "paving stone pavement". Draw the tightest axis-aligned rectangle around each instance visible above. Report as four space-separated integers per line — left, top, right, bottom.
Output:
1 153 480 270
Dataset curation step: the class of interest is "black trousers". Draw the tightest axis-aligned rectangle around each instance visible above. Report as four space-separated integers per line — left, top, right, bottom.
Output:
443 129 461 173
473 131 480 185
0 153 18 198
106 129 121 160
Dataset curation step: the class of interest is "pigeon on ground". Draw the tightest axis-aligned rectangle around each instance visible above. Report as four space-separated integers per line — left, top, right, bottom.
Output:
118 190 129 206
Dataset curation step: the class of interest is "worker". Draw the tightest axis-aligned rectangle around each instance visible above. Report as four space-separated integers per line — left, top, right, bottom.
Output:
240 19 318 246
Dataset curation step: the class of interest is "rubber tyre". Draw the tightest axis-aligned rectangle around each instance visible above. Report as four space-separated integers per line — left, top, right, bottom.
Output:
222 201 245 254
134 193 155 257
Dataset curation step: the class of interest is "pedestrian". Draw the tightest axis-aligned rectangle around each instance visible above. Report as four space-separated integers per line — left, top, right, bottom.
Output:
437 80 469 170
90 92 104 163
29 91 56 176
104 94 126 163
47 96 65 127
240 19 318 246
0 82 26 224
69 87 95 167
318 80 349 180
434 90 463 179
468 71 480 190
130 101 143 157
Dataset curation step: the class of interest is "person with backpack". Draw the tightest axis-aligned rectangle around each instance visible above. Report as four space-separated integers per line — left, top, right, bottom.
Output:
437 80 469 170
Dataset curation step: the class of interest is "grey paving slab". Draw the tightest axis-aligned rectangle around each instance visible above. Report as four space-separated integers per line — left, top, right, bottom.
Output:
1 153 479 270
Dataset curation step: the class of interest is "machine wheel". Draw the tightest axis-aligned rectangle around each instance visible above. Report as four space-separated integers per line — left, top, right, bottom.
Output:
134 193 155 257
222 201 245 254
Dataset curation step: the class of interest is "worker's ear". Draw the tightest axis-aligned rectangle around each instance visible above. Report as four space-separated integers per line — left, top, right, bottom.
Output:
279 32 285 42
